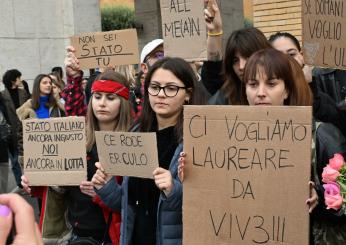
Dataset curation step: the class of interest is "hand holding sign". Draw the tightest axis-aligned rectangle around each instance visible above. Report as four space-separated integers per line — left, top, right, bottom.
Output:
307 181 318 213
20 175 31 195
64 46 81 77
153 167 174 197
80 181 96 198
92 162 112 190
303 64 313 83
178 152 186 182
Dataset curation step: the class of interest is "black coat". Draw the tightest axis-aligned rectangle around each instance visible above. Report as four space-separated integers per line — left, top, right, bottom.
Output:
312 122 346 224
0 88 29 153
0 94 10 162
312 68 346 137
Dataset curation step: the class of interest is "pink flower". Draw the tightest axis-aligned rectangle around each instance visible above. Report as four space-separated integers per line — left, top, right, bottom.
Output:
329 153 345 170
322 165 340 183
323 182 343 210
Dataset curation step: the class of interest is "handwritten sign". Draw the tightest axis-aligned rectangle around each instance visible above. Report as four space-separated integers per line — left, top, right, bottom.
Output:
160 0 207 61
302 0 346 69
70 29 139 69
95 131 159 179
23 117 86 186
183 106 312 245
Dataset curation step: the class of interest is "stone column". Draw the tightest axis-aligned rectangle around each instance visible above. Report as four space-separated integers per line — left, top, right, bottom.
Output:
134 0 244 53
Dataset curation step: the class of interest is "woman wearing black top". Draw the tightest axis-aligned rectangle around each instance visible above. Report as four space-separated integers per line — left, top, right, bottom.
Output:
93 57 204 245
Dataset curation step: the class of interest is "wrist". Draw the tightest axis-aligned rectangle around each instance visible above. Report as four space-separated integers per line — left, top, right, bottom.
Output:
71 70 82 78
208 30 223 37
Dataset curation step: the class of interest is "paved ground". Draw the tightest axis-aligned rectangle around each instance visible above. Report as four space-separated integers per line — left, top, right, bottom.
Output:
5 163 40 222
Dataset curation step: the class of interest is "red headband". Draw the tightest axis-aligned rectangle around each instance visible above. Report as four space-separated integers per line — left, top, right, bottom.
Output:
91 80 129 100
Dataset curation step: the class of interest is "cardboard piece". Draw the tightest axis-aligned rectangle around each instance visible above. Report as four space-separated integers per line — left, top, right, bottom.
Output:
160 0 207 61
302 0 346 69
23 117 86 186
70 29 139 69
183 105 312 245
95 131 159 179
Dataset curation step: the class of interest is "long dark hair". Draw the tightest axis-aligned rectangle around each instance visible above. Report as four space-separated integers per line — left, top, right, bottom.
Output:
269 32 301 51
138 57 199 142
222 27 271 105
241 48 312 106
31 74 56 110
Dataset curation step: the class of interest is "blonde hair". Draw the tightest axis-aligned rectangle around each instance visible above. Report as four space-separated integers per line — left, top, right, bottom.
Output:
114 65 136 87
86 70 132 151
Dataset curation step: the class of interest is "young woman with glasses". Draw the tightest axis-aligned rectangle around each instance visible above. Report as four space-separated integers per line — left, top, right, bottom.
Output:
92 57 203 245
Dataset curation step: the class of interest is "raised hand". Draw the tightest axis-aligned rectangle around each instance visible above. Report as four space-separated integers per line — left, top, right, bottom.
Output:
64 46 81 77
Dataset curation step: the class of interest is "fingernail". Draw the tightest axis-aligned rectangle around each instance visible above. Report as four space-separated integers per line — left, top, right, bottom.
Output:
0 205 11 217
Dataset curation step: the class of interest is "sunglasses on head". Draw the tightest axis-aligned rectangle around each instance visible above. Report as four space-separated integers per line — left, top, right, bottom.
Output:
145 51 164 63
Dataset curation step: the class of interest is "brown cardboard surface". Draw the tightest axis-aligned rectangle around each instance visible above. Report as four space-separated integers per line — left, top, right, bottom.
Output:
70 29 139 69
302 0 346 69
183 105 312 245
160 0 207 61
23 117 86 186
95 131 159 179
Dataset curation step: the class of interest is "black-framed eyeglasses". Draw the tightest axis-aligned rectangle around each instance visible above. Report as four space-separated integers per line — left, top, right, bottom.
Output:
148 84 186 97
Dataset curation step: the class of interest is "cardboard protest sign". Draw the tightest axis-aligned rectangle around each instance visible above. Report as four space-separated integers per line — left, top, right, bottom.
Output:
302 0 346 69
70 29 139 69
183 106 312 245
160 0 207 61
95 131 159 179
23 117 86 186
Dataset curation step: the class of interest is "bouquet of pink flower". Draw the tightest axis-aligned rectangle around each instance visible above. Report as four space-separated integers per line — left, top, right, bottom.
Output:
322 153 346 211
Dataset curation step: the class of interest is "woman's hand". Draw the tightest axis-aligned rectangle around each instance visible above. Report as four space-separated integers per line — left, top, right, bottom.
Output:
303 64 313 83
153 167 174 197
204 0 222 34
205 0 223 61
80 181 96 197
178 152 186 182
0 193 43 245
306 181 318 213
91 162 112 190
20 175 31 195
64 46 81 77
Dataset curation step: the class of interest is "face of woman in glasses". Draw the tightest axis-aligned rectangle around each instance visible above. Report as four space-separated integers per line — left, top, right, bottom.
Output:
148 68 190 120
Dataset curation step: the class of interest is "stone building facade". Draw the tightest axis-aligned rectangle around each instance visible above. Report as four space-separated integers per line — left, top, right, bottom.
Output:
0 0 101 84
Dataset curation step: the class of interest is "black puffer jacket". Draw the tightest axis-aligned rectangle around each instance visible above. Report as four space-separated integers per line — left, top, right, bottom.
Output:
312 68 346 137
